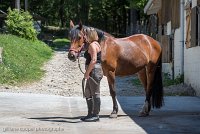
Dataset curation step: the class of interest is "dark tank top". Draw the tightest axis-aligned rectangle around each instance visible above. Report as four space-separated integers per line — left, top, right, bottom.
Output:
84 50 101 65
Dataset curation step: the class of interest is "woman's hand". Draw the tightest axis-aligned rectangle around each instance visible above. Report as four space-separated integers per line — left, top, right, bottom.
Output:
84 72 90 79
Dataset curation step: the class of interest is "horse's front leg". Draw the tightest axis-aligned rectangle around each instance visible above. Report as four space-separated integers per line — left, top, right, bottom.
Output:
107 71 118 118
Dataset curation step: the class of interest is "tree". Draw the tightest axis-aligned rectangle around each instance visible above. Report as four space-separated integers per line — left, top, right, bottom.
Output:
59 0 65 27
2 0 148 36
15 0 20 10
25 0 28 11
5 8 37 40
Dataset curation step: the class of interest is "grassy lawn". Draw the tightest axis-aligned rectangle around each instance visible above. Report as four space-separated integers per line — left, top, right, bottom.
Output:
0 34 53 85
52 38 70 49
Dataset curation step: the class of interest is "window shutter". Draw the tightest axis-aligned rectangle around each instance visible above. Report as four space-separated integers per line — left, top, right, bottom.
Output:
191 7 197 47
161 0 172 25
198 0 200 6
161 35 171 63
171 0 180 29
185 3 191 48
197 6 200 46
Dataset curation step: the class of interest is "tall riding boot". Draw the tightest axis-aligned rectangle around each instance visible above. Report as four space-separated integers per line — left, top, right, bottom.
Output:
80 98 93 121
93 96 101 119
84 95 101 122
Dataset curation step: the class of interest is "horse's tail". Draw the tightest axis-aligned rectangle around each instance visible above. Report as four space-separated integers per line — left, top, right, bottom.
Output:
152 54 164 108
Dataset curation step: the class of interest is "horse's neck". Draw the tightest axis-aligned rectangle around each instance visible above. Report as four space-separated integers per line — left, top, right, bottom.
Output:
102 37 116 49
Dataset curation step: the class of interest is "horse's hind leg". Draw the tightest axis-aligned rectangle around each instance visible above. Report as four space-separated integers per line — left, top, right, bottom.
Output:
137 68 150 116
107 71 118 118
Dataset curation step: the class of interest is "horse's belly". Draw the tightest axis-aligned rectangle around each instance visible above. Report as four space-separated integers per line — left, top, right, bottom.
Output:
115 63 144 76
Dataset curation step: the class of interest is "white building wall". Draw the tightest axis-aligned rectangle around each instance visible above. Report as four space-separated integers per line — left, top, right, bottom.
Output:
162 63 173 77
167 21 172 35
173 28 183 78
184 0 200 96
184 48 200 96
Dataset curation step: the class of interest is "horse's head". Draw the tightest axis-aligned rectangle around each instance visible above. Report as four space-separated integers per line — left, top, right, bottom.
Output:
68 20 114 62
68 20 85 62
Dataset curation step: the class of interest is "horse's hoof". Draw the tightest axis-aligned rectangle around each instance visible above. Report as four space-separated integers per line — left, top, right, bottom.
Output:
109 113 118 118
138 112 149 117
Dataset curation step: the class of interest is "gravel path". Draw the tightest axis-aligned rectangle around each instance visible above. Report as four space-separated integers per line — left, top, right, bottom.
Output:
0 50 195 97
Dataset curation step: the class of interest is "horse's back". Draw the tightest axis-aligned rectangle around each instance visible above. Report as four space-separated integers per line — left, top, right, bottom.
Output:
101 35 148 76
118 34 162 64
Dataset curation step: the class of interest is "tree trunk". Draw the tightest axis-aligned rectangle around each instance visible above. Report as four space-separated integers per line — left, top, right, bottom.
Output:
59 0 65 27
122 6 127 36
25 0 28 11
80 0 89 25
15 0 20 10
130 8 138 34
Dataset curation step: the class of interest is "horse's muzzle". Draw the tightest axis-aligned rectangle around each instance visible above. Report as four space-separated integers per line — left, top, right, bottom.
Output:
68 51 77 62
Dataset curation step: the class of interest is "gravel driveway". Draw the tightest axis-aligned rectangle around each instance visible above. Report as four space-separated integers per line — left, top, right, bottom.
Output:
0 50 195 97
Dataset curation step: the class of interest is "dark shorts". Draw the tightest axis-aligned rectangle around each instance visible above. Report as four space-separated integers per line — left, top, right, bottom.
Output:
84 64 103 98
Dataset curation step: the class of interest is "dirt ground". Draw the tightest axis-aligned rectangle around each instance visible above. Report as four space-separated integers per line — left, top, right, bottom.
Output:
0 50 196 97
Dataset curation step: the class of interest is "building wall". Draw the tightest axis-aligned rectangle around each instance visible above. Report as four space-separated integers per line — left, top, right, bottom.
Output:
184 47 200 96
184 0 200 96
173 28 183 78
162 63 173 79
144 0 200 96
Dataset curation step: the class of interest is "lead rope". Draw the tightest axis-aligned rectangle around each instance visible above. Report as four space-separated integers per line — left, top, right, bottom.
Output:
77 54 98 98
78 55 85 74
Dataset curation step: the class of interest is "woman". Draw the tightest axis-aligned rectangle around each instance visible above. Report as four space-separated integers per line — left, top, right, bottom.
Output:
81 27 103 122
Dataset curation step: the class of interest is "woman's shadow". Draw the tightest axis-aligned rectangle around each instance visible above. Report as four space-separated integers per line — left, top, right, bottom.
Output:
27 115 112 123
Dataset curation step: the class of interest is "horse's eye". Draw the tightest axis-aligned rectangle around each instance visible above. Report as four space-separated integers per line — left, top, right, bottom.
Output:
78 36 81 40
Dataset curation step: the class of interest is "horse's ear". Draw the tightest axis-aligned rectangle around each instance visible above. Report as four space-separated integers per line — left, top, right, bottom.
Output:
70 20 74 29
79 20 83 30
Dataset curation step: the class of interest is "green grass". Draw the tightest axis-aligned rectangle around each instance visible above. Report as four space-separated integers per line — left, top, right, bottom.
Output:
132 78 142 87
52 38 70 49
163 73 183 87
132 73 184 87
0 34 53 85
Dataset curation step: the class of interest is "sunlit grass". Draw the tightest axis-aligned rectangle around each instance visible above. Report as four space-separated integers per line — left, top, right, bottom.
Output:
0 34 53 85
52 38 70 49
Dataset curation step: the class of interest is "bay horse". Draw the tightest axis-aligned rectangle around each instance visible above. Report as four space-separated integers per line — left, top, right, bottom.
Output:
68 21 164 117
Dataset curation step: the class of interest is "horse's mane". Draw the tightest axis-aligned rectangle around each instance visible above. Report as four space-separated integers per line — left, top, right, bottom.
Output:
69 25 114 42
69 25 82 41
83 25 114 42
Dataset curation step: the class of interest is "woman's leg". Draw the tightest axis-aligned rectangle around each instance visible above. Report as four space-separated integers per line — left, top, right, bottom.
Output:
83 66 102 122
80 81 93 121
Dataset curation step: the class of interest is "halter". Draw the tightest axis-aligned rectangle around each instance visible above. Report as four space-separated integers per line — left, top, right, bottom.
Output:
69 30 87 56
69 44 84 56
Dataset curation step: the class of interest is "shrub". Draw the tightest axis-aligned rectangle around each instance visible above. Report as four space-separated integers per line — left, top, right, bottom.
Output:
5 8 37 40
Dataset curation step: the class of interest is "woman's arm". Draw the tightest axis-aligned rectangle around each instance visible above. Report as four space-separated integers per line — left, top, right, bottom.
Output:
84 43 97 79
